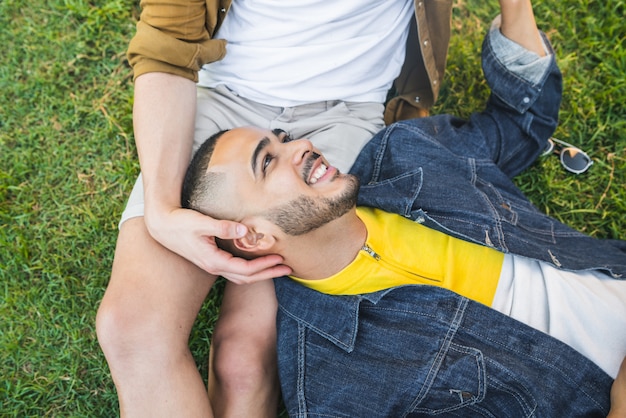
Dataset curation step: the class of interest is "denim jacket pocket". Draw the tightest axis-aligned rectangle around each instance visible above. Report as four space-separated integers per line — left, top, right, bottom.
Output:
408 342 487 415
409 341 538 417
358 169 423 218
474 176 558 246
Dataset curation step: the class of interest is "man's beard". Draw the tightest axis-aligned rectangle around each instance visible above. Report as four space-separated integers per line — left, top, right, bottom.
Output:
264 175 360 236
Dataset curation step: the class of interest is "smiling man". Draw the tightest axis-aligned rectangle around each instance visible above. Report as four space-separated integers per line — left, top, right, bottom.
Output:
182 123 626 414
205 127 359 238
181 1 626 414
182 120 626 368
183 127 365 281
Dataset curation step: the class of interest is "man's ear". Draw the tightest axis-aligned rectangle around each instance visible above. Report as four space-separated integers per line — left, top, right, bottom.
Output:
232 222 277 254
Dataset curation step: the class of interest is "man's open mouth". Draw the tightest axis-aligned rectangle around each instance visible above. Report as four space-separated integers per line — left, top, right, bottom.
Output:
309 162 328 184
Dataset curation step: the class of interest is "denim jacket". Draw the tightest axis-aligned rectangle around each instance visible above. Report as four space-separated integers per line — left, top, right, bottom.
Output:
275 279 612 416
350 33 626 278
275 30 620 417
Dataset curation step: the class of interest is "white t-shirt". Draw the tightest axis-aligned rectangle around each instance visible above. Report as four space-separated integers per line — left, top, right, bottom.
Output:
198 0 415 106
493 254 626 378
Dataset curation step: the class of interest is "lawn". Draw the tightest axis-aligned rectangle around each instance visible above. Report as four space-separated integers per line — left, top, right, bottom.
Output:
1 0 624 415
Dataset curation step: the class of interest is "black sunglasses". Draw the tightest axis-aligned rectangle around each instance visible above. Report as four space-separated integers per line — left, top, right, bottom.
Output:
541 137 593 174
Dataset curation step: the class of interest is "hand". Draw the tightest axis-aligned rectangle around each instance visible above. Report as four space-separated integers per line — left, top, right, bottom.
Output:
146 207 293 284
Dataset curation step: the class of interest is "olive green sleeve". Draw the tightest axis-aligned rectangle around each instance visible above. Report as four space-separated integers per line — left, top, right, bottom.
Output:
126 0 228 82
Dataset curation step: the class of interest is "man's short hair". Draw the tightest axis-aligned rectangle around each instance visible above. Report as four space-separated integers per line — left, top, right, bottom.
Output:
181 130 230 218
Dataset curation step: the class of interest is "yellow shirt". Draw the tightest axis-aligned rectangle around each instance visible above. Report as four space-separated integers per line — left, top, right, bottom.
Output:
291 207 505 307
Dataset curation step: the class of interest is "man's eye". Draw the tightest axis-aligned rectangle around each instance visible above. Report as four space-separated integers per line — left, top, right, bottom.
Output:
281 134 294 143
263 154 273 172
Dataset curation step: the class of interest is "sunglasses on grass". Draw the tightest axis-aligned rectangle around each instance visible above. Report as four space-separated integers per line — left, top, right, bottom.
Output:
541 137 593 174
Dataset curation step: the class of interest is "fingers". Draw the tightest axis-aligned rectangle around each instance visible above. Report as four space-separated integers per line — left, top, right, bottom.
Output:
211 219 248 240
149 209 290 284
190 241 291 285
214 254 293 285
195 218 293 283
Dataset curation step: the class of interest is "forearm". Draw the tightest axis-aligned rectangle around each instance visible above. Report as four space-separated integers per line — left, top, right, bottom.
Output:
133 72 197 229
475 4 561 177
499 0 545 56
127 72 290 281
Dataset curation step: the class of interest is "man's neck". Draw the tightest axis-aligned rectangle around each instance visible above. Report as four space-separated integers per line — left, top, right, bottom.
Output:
281 210 366 280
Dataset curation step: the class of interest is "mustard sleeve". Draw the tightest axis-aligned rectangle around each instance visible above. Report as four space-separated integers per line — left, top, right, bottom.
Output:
127 0 227 82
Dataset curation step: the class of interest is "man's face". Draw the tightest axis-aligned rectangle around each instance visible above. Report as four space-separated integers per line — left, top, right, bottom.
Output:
208 127 359 235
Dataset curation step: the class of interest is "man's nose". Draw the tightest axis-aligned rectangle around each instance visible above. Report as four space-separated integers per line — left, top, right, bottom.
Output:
289 139 314 165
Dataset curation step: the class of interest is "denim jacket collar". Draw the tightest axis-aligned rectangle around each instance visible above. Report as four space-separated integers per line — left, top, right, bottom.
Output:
275 277 398 353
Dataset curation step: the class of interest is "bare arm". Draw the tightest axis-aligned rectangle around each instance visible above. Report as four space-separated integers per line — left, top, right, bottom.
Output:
499 0 546 56
134 72 196 224
132 72 292 282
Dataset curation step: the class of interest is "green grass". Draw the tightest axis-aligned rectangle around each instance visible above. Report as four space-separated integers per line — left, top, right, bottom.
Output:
1 0 624 415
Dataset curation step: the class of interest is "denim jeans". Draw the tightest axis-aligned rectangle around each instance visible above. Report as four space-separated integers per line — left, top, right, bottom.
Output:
275 278 612 417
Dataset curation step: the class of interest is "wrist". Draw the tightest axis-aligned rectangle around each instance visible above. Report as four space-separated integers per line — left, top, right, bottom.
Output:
142 197 177 238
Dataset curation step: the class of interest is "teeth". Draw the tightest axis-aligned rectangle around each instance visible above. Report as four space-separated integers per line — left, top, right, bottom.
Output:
309 164 328 184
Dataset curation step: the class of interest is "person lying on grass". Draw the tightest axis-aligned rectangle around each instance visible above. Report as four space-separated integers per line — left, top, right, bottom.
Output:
182 1 626 415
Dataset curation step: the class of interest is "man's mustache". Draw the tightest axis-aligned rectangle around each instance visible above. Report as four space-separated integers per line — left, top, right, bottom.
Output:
301 151 322 183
